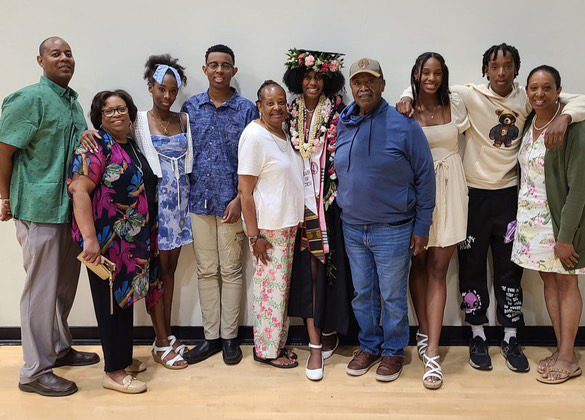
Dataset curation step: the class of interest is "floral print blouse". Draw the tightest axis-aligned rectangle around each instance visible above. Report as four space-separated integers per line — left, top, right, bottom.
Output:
69 131 163 309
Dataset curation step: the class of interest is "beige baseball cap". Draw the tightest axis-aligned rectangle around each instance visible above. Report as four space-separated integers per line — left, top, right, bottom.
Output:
349 58 384 79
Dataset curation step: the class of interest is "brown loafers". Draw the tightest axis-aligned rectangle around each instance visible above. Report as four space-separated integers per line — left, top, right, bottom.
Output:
18 372 78 397
54 348 100 368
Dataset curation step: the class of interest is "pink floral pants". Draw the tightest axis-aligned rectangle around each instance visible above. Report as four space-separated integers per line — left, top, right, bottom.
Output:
250 227 297 359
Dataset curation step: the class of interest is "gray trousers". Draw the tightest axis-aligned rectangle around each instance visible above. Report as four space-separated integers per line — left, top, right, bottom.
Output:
15 220 81 383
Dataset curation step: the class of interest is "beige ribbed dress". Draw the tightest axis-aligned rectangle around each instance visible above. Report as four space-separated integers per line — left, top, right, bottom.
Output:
423 92 469 248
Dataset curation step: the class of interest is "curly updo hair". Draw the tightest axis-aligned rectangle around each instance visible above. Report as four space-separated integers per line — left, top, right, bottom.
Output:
89 89 138 130
143 54 187 86
283 66 345 97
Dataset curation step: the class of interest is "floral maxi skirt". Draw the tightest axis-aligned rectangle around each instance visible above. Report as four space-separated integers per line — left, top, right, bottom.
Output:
251 226 297 359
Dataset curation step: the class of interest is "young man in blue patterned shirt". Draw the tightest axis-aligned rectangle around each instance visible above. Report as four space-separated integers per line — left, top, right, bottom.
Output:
181 44 258 365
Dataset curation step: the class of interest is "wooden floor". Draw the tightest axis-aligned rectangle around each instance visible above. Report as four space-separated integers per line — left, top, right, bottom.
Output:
1 345 584 419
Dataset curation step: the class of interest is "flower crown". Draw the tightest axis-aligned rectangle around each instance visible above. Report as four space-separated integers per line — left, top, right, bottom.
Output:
285 48 344 75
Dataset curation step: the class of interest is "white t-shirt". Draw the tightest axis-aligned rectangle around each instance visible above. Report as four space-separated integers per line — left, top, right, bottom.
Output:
238 121 304 230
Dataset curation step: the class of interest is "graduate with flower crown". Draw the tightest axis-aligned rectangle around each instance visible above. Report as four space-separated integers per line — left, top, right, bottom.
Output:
283 49 357 381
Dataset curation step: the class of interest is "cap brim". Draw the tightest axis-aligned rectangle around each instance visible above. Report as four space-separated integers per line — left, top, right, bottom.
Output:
350 69 382 79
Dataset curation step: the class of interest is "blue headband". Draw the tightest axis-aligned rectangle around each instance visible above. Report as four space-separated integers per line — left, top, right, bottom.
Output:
153 64 182 88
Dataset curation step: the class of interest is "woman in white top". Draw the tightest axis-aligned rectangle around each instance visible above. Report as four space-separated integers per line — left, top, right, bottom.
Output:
398 52 469 389
238 80 304 368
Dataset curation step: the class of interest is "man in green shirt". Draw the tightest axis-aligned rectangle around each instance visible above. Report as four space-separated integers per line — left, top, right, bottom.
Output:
0 37 99 397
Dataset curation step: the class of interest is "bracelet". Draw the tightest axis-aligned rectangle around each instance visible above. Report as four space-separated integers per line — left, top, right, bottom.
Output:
1 198 9 204
248 235 261 246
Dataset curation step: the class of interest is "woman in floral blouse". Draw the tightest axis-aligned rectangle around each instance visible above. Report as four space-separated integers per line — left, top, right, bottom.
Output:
511 66 585 384
282 49 355 381
238 80 304 368
69 90 176 394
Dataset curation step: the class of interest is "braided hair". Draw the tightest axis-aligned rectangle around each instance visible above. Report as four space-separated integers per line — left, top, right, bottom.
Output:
410 52 450 107
481 43 520 79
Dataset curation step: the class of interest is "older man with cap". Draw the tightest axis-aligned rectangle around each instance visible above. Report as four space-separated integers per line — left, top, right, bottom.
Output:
0 37 99 397
335 58 435 382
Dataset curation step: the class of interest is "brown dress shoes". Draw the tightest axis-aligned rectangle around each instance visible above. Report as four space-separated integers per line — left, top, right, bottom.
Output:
18 372 78 397
54 348 100 367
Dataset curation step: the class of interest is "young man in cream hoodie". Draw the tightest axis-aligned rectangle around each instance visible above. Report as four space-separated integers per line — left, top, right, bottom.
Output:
399 43 585 373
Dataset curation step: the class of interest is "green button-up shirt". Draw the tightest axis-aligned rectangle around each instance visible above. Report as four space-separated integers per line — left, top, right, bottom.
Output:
0 76 87 223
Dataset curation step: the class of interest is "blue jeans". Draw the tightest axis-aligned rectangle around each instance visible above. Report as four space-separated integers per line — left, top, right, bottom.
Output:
343 222 413 357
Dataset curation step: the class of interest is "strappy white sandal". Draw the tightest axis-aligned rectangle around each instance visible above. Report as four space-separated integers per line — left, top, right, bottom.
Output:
306 343 324 381
168 335 188 356
321 331 339 360
152 342 187 370
423 353 443 390
416 331 429 361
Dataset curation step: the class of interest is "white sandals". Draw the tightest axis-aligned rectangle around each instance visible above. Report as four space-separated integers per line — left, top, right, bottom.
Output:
152 341 187 370
168 335 188 356
306 343 324 381
321 331 339 360
423 353 443 390
416 331 429 361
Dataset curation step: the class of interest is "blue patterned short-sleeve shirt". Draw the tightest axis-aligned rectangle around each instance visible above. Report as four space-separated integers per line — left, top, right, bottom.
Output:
181 90 258 217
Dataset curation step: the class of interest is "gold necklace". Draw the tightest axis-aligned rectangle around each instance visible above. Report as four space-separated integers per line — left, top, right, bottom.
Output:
417 103 442 119
151 110 172 135
298 95 326 159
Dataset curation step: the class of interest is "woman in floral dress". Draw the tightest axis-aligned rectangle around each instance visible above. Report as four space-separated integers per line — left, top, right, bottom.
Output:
511 65 585 384
282 49 355 381
69 90 166 393
238 81 304 368
134 55 193 368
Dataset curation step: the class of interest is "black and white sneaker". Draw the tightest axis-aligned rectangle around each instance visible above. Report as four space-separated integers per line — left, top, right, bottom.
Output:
469 336 492 370
501 337 530 372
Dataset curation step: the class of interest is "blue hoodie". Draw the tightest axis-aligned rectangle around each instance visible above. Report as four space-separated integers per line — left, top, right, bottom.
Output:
334 99 435 238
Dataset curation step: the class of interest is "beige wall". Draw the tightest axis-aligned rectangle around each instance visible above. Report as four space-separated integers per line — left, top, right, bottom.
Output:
1 0 585 327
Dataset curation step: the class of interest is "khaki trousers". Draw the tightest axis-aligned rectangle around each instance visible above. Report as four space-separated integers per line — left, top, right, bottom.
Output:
15 221 81 383
191 215 244 339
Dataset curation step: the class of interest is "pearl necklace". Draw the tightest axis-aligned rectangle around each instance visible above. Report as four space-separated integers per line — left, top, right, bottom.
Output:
533 102 561 131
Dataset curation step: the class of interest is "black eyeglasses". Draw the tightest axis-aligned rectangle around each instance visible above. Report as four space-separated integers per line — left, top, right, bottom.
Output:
102 106 128 117
206 62 233 71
